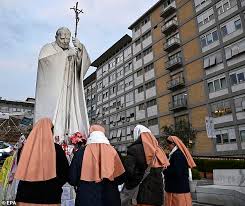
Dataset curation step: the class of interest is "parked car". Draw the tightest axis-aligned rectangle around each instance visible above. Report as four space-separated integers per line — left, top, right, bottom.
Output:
0 141 13 161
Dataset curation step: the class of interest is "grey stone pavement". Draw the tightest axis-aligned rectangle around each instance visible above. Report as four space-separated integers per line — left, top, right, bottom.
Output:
0 182 216 206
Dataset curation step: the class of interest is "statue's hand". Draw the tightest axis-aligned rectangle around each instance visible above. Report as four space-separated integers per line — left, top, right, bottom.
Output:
67 48 77 57
72 37 82 49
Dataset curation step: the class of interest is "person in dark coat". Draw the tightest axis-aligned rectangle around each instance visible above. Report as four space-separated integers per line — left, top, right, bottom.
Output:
123 125 169 206
163 136 196 206
15 118 69 205
69 124 125 206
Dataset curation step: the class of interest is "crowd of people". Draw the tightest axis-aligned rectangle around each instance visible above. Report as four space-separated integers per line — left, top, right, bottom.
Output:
0 117 196 206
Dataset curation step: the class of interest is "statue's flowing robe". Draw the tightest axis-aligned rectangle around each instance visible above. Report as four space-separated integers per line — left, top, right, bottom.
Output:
34 42 90 140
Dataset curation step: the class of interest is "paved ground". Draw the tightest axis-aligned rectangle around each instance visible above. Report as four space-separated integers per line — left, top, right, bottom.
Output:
0 180 216 205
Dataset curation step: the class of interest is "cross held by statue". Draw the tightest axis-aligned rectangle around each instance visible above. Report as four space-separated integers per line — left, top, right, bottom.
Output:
70 2 84 38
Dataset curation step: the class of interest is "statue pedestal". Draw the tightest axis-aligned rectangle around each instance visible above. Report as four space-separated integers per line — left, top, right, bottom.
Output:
61 183 76 206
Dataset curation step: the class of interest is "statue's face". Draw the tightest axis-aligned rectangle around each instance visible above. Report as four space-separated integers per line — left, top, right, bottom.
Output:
56 30 71 49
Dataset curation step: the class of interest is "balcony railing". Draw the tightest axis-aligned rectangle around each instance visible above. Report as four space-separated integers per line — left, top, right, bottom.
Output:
169 97 187 111
167 77 185 90
161 19 178 35
164 37 180 52
160 0 176 18
166 56 182 70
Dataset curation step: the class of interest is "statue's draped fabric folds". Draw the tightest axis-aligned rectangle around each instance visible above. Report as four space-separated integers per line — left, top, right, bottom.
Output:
34 27 91 140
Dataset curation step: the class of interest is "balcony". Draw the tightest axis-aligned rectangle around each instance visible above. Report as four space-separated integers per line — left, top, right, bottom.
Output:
164 37 180 52
166 57 182 71
167 77 185 91
161 19 178 36
169 97 187 111
160 0 177 18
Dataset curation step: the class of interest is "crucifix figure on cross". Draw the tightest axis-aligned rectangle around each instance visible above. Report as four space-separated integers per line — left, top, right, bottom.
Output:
70 2 84 38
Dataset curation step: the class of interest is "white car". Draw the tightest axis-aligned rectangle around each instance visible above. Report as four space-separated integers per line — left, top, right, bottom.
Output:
0 141 13 159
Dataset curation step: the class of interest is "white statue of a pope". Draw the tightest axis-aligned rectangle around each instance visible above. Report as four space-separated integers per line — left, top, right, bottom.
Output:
34 27 90 140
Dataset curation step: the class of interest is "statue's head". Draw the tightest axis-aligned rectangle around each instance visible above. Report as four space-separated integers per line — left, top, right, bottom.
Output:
55 27 71 50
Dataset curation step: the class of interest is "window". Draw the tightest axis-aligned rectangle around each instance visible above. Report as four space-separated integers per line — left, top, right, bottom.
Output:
216 133 229 144
108 59 115 69
126 108 135 119
126 92 134 103
142 31 151 41
230 70 245 86
110 85 117 95
98 94 102 101
134 25 140 32
145 80 155 90
208 77 227 93
1 106 9 112
164 0 175 8
125 62 133 73
234 95 245 112
110 100 117 109
142 16 150 26
194 0 211 10
172 93 187 105
221 17 242 37
143 47 152 56
203 51 223 69
200 29 219 48
135 39 141 46
139 103 145 110
97 81 103 89
97 68 102 78
138 86 144 93
103 77 109 88
103 64 108 73
216 128 236 144
136 54 142 61
166 33 180 46
148 118 158 126
117 81 124 92
225 39 245 60
165 16 178 28
125 76 133 88
146 99 156 107
197 8 215 27
91 83 96 94
144 63 154 73
109 72 116 81
124 46 132 57
168 52 181 64
116 53 123 64
102 90 109 99
234 19 242 30
211 100 232 117
137 69 143 77
117 67 124 78
240 130 245 142
117 96 125 107
216 0 237 16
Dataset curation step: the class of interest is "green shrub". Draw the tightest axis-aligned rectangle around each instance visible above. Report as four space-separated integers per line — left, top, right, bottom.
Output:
194 158 245 173
192 168 201 180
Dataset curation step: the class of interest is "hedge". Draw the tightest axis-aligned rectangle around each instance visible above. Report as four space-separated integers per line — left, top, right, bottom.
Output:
194 158 245 173
192 168 201 180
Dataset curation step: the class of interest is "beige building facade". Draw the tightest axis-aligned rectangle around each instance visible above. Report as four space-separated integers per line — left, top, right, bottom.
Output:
84 0 245 156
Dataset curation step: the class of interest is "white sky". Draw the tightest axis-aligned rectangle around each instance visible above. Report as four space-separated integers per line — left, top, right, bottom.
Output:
0 0 159 100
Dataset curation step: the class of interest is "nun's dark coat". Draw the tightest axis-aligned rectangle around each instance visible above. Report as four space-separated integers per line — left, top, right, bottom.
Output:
69 147 125 206
15 144 69 204
124 138 164 206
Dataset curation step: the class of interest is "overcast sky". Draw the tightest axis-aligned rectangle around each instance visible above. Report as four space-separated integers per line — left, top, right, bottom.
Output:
0 0 159 101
